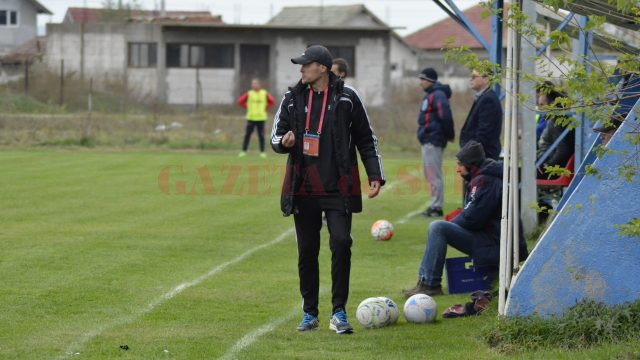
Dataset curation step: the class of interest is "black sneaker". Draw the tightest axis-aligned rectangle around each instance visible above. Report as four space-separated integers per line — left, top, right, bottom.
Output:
421 207 443 217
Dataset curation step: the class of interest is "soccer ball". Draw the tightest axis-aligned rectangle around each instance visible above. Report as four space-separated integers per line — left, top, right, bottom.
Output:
377 297 399 325
371 220 394 241
403 294 437 324
356 297 391 328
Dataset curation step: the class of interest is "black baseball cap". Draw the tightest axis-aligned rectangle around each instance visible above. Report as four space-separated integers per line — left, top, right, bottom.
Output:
291 45 333 69
418 67 438 82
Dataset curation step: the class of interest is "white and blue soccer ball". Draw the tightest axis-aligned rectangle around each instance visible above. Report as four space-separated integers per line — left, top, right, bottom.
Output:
403 294 437 323
356 297 391 328
377 297 399 325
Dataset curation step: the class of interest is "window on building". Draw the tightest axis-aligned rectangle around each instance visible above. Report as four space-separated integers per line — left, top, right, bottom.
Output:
0 10 18 26
166 43 235 69
204 44 234 68
128 43 157 68
326 46 356 77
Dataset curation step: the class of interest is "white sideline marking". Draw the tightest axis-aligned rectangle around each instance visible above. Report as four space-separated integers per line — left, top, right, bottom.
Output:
396 203 430 224
219 198 425 358
60 181 400 359
59 227 296 359
219 309 299 360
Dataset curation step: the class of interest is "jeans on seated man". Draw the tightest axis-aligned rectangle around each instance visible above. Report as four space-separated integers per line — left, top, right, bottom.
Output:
403 141 528 297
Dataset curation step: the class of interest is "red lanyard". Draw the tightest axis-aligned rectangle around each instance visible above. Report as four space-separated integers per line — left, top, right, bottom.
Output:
305 86 329 135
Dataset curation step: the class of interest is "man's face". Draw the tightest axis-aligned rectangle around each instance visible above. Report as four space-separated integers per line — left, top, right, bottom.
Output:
300 62 326 84
251 79 261 91
537 93 549 107
420 79 433 90
469 71 488 92
602 130 615 145
456 163 469 177
331 64 345 78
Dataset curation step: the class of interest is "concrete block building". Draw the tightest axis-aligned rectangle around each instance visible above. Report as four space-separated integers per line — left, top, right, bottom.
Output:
44 5 418 107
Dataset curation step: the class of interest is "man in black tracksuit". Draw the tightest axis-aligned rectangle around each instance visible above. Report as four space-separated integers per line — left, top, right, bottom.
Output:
271 45 385 334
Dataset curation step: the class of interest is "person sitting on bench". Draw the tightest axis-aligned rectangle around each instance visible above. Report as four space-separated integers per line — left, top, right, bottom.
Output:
402 141 528 297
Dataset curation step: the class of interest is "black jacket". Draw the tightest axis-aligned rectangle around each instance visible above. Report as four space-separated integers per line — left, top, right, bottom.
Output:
270 73 385 216
452 159 528 268
417 82 455 147
460 88 503 160
536 113 575 178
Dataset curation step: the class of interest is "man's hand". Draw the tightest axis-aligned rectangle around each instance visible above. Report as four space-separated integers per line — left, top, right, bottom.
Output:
282 131 295 148
368 180 381 198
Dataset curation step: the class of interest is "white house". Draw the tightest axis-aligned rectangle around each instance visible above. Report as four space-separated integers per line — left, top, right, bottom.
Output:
0 0 51 56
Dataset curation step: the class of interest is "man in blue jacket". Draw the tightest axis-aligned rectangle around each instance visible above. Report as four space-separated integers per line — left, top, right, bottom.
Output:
416 68 455 217
460 70 503 160
403 141 527 297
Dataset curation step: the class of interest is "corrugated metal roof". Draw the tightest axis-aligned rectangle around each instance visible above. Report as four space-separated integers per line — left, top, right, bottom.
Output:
535 0 639 31
537 5 639 54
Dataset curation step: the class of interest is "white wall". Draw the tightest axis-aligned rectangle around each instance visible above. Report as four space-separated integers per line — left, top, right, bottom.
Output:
354 37 387 106
128 68 157 97
390 36 418 80
45 24 126 79
274 35 305 97
166 68 234 105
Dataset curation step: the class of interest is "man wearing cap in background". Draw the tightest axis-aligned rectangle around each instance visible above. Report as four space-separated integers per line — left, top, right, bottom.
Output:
271 45 385 334
416 67 455 217
402 140 527 297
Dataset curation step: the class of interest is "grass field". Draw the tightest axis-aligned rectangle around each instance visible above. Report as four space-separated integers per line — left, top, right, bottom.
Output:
1 148 639 359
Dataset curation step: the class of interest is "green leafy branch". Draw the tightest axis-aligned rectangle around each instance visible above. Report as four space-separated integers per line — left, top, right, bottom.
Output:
615 218 640 240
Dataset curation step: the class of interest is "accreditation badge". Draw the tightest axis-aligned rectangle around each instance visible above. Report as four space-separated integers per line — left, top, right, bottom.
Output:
302 133 320 157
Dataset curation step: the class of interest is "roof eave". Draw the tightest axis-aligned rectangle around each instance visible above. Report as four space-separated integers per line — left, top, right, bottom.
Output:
30 0 53 15
161 23 391 32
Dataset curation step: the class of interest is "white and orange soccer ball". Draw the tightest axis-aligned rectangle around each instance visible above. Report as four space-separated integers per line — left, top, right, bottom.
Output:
371 220 394 241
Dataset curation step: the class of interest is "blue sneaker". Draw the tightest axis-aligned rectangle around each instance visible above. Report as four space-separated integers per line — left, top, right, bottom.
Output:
329 308 353 334
296 313 319 331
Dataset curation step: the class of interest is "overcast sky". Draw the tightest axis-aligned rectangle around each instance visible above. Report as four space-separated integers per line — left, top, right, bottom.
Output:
37 0 480 36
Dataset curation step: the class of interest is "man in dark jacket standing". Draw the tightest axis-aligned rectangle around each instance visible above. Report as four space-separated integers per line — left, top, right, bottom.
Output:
416 67 455 217
460 70 503 160
271 45 385 334
403 141 527 297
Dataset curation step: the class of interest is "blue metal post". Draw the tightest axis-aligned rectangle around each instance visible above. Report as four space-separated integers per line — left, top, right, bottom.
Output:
490 0 503 93
536 13 575 56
